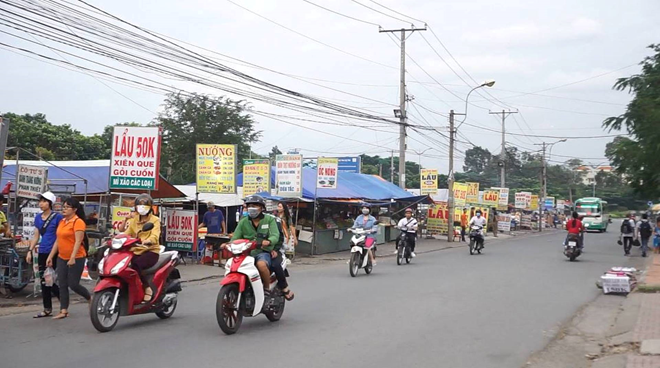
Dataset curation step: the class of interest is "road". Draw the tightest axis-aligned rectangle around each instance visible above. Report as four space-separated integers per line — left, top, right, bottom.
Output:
0 227 643 368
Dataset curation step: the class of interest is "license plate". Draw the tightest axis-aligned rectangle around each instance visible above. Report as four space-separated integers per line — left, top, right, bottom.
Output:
568 241 577 246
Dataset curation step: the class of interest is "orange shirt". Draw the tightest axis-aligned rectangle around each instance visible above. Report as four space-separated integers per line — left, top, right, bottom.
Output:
460 214 468 227
56 216 87 260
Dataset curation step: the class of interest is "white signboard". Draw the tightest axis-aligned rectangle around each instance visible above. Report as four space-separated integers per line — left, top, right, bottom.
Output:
275 154 303 197
497 214 512 232
21 201 41 239
557 199 566 210
601 275 632 294
514 193 527 209
492 187 509 208
317 157 338 189
110 126 161 190
17 165 48 199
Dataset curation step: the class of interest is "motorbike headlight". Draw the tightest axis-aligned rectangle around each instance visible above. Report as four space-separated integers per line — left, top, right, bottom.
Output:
111 238 127 250
110 256 130 274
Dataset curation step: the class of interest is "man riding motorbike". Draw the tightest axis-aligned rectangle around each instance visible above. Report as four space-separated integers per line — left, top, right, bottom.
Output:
123 194 161 302
469 210 487 247
396 208 418 257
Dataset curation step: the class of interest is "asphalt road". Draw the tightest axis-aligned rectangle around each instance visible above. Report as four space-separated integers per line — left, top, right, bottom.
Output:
0 226 644 368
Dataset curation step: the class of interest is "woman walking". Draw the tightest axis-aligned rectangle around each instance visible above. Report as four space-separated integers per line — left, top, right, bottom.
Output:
26 192 63 318
46 197 91 319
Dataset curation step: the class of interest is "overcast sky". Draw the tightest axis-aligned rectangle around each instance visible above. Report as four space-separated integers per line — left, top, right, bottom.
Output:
1 0 658 173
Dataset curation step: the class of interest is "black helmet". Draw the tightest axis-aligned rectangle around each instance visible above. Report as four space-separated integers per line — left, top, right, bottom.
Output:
135 193 154 207
244 195 266 208
475 209 482 215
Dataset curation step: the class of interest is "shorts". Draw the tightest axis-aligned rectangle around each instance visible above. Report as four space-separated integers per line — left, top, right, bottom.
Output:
254 252 272 267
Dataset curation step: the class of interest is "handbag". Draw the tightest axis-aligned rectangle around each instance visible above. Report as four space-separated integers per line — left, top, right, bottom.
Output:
633 239 641 247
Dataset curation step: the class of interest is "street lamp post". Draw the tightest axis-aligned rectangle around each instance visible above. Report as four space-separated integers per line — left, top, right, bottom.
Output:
448 80 495 242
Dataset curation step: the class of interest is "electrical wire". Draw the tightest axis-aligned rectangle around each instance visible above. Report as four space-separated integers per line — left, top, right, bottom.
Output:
302 0 380 27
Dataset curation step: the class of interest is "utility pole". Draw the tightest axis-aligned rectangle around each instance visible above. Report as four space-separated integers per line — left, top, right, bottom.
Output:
0 117 9 185
390 150 394 183
447 111 456 242
489 110 517 187
540 142 546 232
380 26 426 189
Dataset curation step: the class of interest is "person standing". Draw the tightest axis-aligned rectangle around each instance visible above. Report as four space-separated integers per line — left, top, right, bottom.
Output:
199 201 226 234
460 209 468 242
0 194 11 237
637 213 653 258
46 197 91 319
26 192 63 318
491 208 499 237
653 217 660 254
620 213 637 256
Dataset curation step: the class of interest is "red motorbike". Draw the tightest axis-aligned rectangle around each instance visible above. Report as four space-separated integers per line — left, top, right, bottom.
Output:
90 223 182 332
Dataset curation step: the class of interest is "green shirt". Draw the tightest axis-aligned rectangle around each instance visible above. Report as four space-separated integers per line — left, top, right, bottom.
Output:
230 214 279 256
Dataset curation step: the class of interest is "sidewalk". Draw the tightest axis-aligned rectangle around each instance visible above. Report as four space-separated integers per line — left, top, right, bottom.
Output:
625 254 660 367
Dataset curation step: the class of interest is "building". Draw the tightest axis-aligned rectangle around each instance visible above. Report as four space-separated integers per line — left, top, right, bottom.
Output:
574 165 613 185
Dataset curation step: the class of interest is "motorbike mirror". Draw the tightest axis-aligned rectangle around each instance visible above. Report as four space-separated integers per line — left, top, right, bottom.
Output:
141 222 155 232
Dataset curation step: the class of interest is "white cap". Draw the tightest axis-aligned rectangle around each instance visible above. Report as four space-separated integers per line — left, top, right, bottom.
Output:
207 201 215 207
38 191 57 205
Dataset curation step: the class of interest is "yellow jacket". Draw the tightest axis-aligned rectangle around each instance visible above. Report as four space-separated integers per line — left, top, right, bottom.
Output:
125 214 161 255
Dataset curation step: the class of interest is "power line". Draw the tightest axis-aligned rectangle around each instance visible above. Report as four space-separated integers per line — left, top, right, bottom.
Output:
350 0 412 24
301 0 380 27
367 0 426 24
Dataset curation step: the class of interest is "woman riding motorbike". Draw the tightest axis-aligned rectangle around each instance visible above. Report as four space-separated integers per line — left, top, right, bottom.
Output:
123 194 161 302
352 205 378 266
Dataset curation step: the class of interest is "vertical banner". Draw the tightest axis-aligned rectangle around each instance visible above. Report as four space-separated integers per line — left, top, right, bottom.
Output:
531 195 539 211
557 199 566 211
165 209 198 252
427 203 449 234
21 201 40 239
544 197 556 210
497 214 512 232
111 206 133 234
276 154 303 197
453 182 468 207
466 182 480 203
483 190 500 207
243 159 270 196
515 193 527 209
492 187 509 209
522 192 532 210
196 144 237 193
317 157 339 189
17 165 48 199
420 169 438 195
110 126 161 190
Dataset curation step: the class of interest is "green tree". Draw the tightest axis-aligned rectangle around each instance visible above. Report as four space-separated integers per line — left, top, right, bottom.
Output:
603 44 660 198
463 146 492 174
101 122 143 157
268 146 282 161
156 93 261 184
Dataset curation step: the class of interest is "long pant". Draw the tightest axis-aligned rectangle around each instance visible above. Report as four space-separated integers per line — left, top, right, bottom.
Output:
56 257 91 310
130 252 159 286
38 252 60 311
492 223 498 237
271 252 288 290
641 237 650 255
461 227 466 242
623 237 633 255
408 234 417 252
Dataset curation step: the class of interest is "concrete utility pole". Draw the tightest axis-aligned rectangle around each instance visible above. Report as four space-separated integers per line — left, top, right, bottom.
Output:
535 139 566 232
448 110 456 242
0 117 9 185
489 110 517 187
380 26 426 189
390 150 394 183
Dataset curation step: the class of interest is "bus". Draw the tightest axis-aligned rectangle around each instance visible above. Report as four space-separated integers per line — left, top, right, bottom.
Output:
575 197 609 232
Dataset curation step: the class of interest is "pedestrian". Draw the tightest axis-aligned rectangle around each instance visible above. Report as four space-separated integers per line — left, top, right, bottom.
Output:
620 212 637 256
637 213 652 258
276 201 297 250
553 213 559 228
654 217 660 254
460 208 468 242
199 201 226 234
491 208 498 237
0 194 11 237
46 197 91 319
26 192 63 318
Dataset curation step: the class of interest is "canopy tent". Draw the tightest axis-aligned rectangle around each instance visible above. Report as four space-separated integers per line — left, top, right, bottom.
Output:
1 160 185 199
174 185 245 207
237 167 416 201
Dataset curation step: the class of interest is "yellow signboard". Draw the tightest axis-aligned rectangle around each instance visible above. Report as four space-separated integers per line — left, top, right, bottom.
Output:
453 182 468 207
420 169 438 195
196 144 237 193
483 190 500 207
111 206 132 234
243 159 270 196
531 195 539 210
466 182 480 203
427 203 448 234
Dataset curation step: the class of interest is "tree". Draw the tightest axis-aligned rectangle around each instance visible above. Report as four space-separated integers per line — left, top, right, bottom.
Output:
463 146 492 174
156 93 261 184
100 122 143 158
269 146 282 161
603 44 660 198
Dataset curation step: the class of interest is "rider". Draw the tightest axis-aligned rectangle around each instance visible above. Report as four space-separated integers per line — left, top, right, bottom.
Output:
352 205 378 266
229 195 280 296
565 211 584 249
469 210 487 247
396 208 419 257
265 210 294 301
123 194 161 302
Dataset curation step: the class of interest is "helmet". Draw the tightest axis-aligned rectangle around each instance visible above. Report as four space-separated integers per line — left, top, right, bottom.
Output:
135 193 153 207
244 195 266 208
405 208 413 213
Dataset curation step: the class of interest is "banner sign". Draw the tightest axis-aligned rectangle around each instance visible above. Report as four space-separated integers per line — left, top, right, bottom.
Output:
243 159 270 196
478 191 484 204
17 165 48 199
110 126 161 190
427 203 448 234
165 209 198 252
521 214 532 229
531 195 539 210
497 214 512 232
466 182 480 203
317 157 338 189
196 144 236 194
557 199 566 210
111 206 133 234
515 193 527 209
453 183 468 207
338 157 361 173
420 169 438 195
522 192 532 210
21 201 40 239
276 154 303 197
483 190 500 207
544 197 556 210
491 187 509 209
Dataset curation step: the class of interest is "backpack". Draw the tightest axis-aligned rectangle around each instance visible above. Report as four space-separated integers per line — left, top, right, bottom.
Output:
75 218 90 253
621 219 633 235
640 221 652 238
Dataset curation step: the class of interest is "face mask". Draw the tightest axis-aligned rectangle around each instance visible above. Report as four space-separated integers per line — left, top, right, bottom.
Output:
248 207 261 219
362 209 370 215
137 205 150 216
476 214 481 218
242 211 248 217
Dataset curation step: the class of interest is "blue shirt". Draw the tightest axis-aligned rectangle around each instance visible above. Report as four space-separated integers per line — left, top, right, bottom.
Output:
34 212 63 254
352 214 378 239
203 210 224 234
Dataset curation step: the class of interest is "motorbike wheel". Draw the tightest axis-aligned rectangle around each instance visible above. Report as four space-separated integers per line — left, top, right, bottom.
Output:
569 254 577 262
469 240 475 255
477 242 483 254
405 246 412 264
265 298 285 322
156 296 177 319
397 244 404 265
90 288 120 333
216 284 243 335
349 253 360 277
365 258 373 275
7 283 28 293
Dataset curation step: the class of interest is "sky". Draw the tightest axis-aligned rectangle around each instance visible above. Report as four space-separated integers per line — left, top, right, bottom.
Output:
1 0 659 174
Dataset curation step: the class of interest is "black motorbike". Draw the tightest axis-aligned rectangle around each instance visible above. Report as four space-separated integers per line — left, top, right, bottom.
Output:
468 225 485 255
396 227 413 265
564 233 582 261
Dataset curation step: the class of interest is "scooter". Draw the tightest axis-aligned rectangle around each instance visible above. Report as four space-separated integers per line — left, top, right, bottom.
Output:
468 225 485 255
347 228 376 277
396 227 413 265
216 238 287 335
90 223 182 332
564 231 583 262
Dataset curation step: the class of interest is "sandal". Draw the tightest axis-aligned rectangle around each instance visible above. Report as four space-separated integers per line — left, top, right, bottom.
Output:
143 288 153 303
282 289 295 301
33 310 52 318
52 311 69 320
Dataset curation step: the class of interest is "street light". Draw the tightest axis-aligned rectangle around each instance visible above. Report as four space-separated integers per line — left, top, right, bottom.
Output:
456 80 496 129
411 148 433 176
393 109 403 118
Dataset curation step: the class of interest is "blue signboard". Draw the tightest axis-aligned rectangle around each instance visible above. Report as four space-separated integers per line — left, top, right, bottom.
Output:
338 157 361 173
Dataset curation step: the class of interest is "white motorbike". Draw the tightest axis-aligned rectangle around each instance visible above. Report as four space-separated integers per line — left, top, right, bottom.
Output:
347 228 376 277
216 239 286 335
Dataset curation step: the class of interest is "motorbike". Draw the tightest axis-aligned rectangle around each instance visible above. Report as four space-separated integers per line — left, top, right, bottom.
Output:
468 225 485 255
564 232 583 262
347 228 376 277
396 227 413 265
90 223 182 332
216 238 287 335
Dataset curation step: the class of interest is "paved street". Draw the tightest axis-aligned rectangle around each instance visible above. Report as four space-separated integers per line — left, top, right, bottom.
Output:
0 228 644 368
